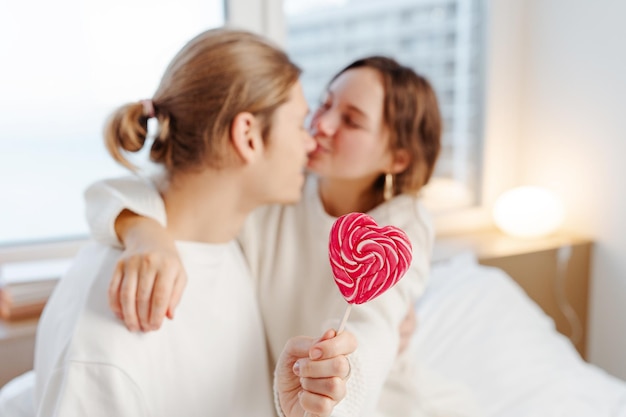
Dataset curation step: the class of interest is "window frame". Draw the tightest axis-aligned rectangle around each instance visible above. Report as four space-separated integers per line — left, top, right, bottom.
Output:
430 0 524 235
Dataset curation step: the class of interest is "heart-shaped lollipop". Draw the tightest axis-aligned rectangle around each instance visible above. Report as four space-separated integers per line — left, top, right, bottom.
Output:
329 212 413 305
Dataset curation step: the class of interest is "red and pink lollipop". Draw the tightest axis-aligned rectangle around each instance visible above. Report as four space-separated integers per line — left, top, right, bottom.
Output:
329 212 413 331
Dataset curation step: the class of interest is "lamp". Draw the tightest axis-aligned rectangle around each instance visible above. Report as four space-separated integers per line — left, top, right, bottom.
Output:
492 186 565 238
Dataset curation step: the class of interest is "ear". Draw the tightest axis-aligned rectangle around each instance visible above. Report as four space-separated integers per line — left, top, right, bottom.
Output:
230 112 264 164
390 148 411 174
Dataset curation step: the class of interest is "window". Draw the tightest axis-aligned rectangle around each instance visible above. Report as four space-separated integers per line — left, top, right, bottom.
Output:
0 0 224 245
284 0 485 211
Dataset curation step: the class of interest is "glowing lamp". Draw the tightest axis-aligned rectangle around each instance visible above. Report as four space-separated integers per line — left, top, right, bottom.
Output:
492 186 565 238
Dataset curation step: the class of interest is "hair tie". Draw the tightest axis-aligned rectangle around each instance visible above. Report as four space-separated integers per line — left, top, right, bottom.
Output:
140 99 155 118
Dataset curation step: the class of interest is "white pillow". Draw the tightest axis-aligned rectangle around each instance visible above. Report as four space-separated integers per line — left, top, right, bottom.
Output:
0 370 35 417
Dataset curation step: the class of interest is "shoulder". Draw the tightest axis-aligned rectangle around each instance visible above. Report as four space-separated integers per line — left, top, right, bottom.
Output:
370 194 435 251
35 243 130 395
41 243 132 353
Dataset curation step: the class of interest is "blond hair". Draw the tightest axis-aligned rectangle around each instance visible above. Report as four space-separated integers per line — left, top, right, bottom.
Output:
104 28 301 174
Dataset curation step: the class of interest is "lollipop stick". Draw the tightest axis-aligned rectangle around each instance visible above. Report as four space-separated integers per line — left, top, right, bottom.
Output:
336 304 352 334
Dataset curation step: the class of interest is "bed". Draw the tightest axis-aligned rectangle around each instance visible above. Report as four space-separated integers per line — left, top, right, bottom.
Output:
2 252 626 416
412 251 626 416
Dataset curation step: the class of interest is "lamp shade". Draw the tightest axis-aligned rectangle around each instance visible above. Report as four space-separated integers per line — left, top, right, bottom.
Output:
492 186 565 238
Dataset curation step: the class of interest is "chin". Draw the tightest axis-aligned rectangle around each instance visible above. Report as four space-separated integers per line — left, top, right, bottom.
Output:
279 187 304 205
276 195 299 205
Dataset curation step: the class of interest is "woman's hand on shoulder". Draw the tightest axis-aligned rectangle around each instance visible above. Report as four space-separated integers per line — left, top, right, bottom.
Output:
398 306 418 354
110 211 187 332
275 329 357 417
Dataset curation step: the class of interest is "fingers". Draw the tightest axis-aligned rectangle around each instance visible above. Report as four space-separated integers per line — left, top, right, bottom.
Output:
118 257 141 332
298 362 349 416
296 344 351 417
149 265 185 328
109 251 187 332
294 355 351 381
309 329 357 360
398 307 417 354
300 376 346 402
277 330 356 417
136 256 159 331
299 389 337 417
399 307 417 335
166 270 187 320
109 261 124 319
284 335 316 360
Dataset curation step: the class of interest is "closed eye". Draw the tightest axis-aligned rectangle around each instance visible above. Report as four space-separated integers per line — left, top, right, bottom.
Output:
342 114 361 128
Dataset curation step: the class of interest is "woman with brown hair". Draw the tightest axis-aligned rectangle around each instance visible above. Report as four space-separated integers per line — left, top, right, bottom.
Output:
33 28 355 417
85 56 479 415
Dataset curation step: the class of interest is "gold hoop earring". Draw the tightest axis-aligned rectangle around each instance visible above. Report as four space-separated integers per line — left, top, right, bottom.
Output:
384 173 394 201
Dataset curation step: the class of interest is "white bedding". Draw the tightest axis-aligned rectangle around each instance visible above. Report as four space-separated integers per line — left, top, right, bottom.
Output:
2 253 626 417
414 252 626 417
0 371 34 417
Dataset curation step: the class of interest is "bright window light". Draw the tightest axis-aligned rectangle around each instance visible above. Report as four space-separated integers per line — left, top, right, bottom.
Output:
0 0 224 245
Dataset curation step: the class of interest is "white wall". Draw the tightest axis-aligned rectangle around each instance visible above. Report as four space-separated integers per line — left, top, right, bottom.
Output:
514 0 626 378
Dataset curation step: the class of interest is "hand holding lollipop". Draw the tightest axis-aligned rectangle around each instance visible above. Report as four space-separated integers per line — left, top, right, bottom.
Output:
298 213 412 417
329 212 413 331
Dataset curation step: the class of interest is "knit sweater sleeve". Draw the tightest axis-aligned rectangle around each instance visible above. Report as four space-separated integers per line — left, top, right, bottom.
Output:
83 175 167 248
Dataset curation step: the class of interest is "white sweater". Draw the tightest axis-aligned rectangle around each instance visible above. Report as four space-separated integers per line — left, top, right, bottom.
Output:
240 176 434 416
34 240 275 417
85 174 435 416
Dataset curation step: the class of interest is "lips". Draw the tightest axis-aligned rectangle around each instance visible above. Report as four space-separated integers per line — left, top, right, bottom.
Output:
309 147 325 161
311 140 330 155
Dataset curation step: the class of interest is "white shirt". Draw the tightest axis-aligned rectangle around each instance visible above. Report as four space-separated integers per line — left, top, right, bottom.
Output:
34 240 275 417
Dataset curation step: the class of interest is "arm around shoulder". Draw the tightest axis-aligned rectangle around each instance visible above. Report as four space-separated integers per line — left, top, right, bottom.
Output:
84 175 167 247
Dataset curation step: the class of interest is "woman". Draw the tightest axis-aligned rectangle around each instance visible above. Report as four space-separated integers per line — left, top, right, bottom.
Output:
33 28 355 417
86 57 478 416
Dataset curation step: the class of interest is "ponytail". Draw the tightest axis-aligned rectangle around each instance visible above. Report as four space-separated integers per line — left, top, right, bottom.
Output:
103 102 150 171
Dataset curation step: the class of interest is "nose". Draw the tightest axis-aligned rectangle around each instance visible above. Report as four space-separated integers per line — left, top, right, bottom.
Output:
311 107 338 137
